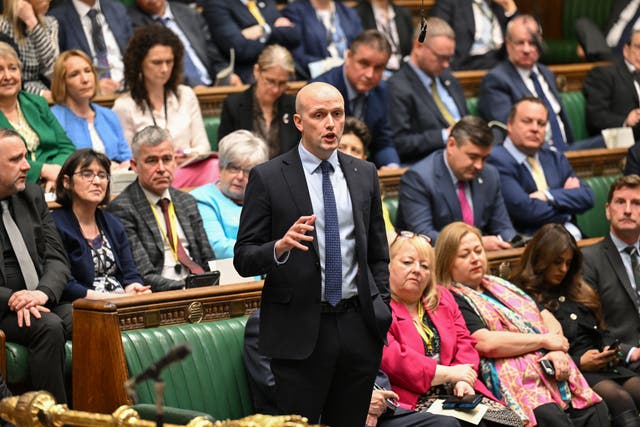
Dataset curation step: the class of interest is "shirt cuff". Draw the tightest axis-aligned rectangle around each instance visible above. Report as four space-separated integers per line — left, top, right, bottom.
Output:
273 245 290 265
626 347 637 363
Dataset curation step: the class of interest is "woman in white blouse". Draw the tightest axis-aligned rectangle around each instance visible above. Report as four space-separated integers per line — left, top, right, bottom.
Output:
112 24 217 187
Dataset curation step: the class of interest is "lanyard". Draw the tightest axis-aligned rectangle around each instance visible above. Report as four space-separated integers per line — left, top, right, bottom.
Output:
148 198 179 262
146 93 169 130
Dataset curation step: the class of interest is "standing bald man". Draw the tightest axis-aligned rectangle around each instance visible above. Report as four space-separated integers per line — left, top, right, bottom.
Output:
234 82 391 426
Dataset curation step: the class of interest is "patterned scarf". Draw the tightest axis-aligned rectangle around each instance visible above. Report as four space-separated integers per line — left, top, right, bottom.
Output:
450 275 601 426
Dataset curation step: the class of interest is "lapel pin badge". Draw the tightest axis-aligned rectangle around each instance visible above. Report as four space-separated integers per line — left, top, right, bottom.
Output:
282 113 289 124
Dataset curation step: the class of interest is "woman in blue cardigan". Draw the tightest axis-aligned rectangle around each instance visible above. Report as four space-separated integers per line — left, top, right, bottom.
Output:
52 149 150 301
51 50 131 170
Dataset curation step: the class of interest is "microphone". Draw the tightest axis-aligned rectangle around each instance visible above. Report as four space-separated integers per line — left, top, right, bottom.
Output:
417 0 428 43
418 20 428 43
126 344 191 389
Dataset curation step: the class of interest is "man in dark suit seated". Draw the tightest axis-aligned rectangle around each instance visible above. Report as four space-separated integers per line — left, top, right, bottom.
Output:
128 0 242 87
388 17 467 164
199 0 300 84
234 82 391 426
478 14 605 151
242 309 461 427
107 126 215 292
430 0 517 70
582 175 640 366
49 0 133 95
314 30 400 168
0 129 71 404
584 29 640 143
397 115 515 250
488 97 594 238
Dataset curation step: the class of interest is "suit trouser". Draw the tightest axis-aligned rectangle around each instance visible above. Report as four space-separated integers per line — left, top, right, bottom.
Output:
0 303 72 404
270 309 381 427
533 401 609 427
379 409 461 427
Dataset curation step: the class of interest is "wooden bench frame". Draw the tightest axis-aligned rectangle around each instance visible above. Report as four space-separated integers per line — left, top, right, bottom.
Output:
72 282 263 414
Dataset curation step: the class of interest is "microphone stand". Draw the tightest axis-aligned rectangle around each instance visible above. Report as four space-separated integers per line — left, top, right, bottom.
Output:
154 378 165 427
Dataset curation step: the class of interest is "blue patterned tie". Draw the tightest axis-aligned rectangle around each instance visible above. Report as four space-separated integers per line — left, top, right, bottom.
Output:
320 160 342 306
529 70 567 151
87 9 111 79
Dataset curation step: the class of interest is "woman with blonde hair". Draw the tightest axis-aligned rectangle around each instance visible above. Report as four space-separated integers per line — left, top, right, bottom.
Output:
0 0 58 99
218 44 299 159
436 221 608 427
380 231 517 426
51 50 131 170
0 42 74 191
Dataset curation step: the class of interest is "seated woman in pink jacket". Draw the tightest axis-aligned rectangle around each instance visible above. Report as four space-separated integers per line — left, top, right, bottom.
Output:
380 232 518 426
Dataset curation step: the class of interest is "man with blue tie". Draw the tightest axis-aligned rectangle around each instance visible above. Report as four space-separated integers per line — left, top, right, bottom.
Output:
478 14 604 150
234 82 391 427
128 0 242 87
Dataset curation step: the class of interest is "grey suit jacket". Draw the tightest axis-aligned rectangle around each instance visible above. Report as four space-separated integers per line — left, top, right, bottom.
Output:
0 183 69 316
582 233 640 354
107 180 215 292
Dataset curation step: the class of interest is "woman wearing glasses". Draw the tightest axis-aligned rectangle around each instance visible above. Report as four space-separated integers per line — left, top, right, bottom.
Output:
52 149 151 301
380 231 517 426
191 130 268 259
218 45 299 160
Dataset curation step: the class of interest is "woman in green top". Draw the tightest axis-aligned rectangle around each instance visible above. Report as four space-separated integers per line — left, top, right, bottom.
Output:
0 41 74 191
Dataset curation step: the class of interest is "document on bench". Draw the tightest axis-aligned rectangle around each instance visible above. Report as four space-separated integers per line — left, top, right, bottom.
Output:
426 399 488 425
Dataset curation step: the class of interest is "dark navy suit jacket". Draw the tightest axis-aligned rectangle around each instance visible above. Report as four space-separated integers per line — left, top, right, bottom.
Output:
52 206 142 302
478 61 575 144
282 0 361 79
49 0 132 59
397 149 515 243
388 63 468 163
200 0 300 83
313 65 400 167
488 142 594 235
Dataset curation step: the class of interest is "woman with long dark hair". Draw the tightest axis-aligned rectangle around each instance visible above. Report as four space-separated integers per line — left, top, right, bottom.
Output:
512 223 640 426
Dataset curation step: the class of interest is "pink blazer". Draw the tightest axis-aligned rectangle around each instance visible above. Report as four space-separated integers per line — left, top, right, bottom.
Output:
381 285 496 409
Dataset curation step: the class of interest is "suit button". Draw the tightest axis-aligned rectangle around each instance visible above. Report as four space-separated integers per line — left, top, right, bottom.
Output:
315 261 320 268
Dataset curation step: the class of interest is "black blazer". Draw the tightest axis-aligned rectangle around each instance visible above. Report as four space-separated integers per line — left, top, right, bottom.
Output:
583 61 640 140
218 85 300 157
234 149 391 360
0 183 69 316
354 1 413 61
582 234 640 354
128 2 230 83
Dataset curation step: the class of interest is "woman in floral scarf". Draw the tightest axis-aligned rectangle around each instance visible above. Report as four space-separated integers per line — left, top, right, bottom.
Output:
434 222 608 427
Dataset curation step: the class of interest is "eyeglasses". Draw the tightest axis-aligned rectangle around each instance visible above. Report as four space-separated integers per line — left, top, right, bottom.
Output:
259 72 289 90
423 44 453 63
225 163 251 175
74 170 110 182
392 231 432 245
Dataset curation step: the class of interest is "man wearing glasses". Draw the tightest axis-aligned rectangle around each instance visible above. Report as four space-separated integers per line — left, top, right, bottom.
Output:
108 126 215 292
388 17 468 164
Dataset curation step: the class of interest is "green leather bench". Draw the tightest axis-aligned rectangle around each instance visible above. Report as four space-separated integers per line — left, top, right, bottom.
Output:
123 317 253 421
577 174 620 238
204 116 220 152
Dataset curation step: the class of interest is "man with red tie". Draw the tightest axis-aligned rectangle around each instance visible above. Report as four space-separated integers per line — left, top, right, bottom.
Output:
108 126 215 292
397 115 515 249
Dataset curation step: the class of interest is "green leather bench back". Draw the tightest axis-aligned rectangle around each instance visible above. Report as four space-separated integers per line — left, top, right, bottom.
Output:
465 92 588 143
5 341 72 385
383 196 398 228
576 174 619 238
122 316 252 421
204 116 220 152
559 91 588 141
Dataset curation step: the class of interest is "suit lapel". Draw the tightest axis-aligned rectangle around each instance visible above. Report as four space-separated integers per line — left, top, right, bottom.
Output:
339 153 364 235
434 153 461 219
620 65 640 107
131 182 165 255
8 195 39 275
469 174 485 226
280 150 319 256
405 66 449 126
604 235 640 308
170 188 196 256
66 5 92 54
507 62 533 98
